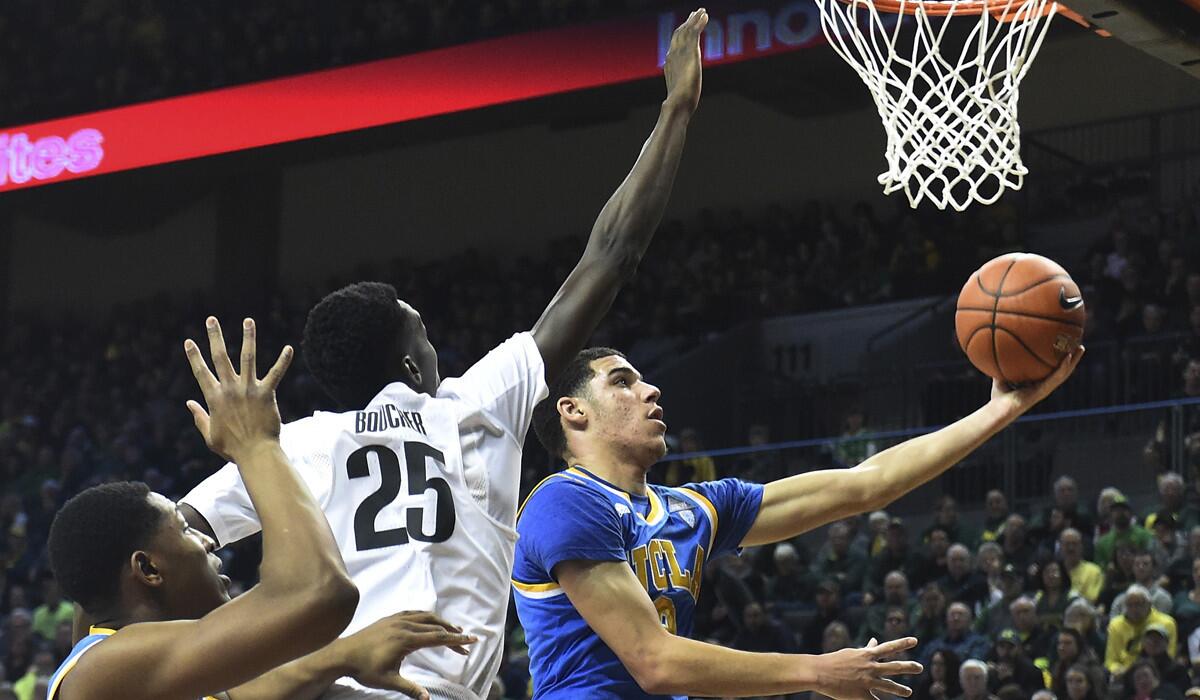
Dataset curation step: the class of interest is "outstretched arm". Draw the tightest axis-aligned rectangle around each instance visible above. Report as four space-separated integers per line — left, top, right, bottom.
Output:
68 319 358 700
556 559 919 699
742 350 1085 546
532 9 706 382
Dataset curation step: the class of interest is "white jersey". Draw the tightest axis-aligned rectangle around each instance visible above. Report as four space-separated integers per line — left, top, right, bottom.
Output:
182 333 547 700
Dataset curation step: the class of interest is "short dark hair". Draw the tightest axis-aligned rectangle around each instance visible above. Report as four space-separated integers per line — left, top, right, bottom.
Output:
303 282 411 408
532 347 625 461
47 482 166 613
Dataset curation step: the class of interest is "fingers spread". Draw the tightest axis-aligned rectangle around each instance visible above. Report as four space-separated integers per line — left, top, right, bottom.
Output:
871 678 914 697
263 345 293 390
877 660 923 677
871 637 918 657
184 339 218 394
240 318 257 380
366 672 429 699
187 400 211 439
206 317 237 381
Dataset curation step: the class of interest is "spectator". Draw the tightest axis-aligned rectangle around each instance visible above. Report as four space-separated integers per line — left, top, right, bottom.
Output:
731 601 796 653
765 542 812 615
662 427 717 486
1063 663 1104 700
29 576 70 643
1051 628 1108 700
1060 528 1105 605
883 605 913 643
737 424 785 483
1168 527 1200 592
912 648 962 700
1172 557 1200 642
977 565 1025 638
926 497 978 551
869 518 922 596
800 578 850 654
1064 598 1107 661
11 644 54 700
1150 513 1187 574
976 542 1006 607
821 620 852 653
1144 474 1194 532
913 584 949 652
860 571 915 644
920 602 991 666
1010 596 1054 663
1112 552 1174 617
940 544 990 612
1106 585 1179 676
920 526 953 589
1127 659 1185 700
1104 542 1145 611
833 407 876 467
957 659 996 700
1120 624 1190 696
981 490 1009 544
815 522 867 598
1035 559 1079 627
866 510 891 557
985 628 1044 696
1096 494 1154 569
1000 514 1035 574
1045 476 1094 542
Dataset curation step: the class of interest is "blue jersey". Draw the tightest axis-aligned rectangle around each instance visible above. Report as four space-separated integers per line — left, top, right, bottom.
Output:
48 626 221 700
512 466 763 699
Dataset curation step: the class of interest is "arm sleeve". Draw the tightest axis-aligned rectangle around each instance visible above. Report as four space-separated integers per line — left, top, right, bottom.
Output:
180 461 261 547
517 481 628 579
683 478 765 558
437 332 548 441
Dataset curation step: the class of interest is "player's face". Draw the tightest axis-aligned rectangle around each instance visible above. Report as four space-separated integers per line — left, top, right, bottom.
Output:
143 493 231 619
584 355 667 464
397 300 440 393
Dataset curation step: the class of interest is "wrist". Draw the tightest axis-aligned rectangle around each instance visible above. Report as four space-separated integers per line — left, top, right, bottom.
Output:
661 97 695 120
792 653 823 690
229 439 285 467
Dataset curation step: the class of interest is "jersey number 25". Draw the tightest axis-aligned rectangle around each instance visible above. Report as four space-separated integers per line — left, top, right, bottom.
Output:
346 443 457 551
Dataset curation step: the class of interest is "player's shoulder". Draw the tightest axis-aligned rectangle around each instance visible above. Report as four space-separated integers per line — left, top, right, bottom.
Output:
517 470 623 525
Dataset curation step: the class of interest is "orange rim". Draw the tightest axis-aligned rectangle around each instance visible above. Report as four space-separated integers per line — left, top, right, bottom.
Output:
840 0 1067 20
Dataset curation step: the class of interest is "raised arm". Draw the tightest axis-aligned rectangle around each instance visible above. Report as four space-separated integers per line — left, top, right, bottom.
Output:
742 350 1084 547
71 319 358 700
555 559 920 699
532 9 705 382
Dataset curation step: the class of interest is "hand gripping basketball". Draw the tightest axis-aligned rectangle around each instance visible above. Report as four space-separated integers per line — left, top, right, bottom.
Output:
183 316 293 463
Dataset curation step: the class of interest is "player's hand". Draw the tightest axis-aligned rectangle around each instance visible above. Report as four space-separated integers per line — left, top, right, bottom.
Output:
184 317 293 463
663 8 707 114
333 612 478 700
809 637 922 700
989 345 1085 416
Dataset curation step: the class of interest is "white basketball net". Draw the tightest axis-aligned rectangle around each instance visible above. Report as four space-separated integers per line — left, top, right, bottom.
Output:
816 0 1059 211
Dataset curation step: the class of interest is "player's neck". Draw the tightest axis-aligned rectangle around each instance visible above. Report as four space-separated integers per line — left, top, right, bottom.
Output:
570 454 650 497
93 600 164 632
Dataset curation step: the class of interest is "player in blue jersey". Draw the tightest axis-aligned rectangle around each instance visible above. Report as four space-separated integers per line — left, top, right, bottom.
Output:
46 319 474 700
515 346 1083 698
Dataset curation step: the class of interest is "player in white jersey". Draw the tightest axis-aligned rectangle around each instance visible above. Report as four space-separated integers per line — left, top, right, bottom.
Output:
180 9 710 699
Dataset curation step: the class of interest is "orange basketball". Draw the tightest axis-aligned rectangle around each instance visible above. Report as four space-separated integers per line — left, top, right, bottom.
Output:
955 253 1085 385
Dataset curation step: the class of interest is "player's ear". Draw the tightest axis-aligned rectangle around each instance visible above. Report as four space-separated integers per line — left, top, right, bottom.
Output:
401 356 422 386
131 551 163 587
558 396 587 429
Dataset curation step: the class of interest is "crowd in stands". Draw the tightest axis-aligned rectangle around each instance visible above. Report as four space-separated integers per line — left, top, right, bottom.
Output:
2 0 680 127
1 188 1198 698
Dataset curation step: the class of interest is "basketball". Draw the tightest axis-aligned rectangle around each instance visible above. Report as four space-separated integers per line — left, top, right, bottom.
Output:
955 253 1086 385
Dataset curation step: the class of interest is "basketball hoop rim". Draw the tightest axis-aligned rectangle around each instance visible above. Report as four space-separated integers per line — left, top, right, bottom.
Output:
838 0 1065 19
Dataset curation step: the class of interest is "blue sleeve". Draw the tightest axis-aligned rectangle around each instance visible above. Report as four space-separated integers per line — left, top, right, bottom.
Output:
683 478 765 558
516 479 629 579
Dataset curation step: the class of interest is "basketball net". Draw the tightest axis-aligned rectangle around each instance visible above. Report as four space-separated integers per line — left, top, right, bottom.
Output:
816 0 1059 211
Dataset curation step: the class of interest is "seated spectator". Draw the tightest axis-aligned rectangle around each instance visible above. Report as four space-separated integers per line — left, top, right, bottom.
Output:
821 620 852 653
920 602 991 666
1035 559 1079 627
1052 628 1108 700
1030 691 1056 700
1172 557 1200 642
731 601 796 653
980 490 1009 544
1032 507 1072 560
977 565 1025 638
662 427 717 486
800 578 850 654
912 648 962 700
1062 662 1104 700
860 570 916 644
1126 659 1185 700
1096 487 1125 542
764 542 812 614
1118 624 1191 697
1107 585 1179 676
919 526 953 589
868 518 922 596
940 544 990 612
957 659 997 700
1169 527 1200 591
926 496 979 551
1010 595 1055 664
1104 542 1144 611
737 424 785 483
1096 494 1154 569
1064 598 1108 661
28 576 70 645
1000 514 1036 574
985 628 1045 696
11 643 54 700
1113 552 1174 616
866 510 890 557
1045 476 1095 543
815 521 868 598
1143 473 1196 534
976 542 1006 607
1060 528 1105 605
913 584 949 652
883 605 913 643
1151 512 1187 575
833 407 877 467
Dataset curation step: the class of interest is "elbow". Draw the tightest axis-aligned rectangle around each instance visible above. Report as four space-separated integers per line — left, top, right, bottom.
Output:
626 644 674 695
301 573 360 641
